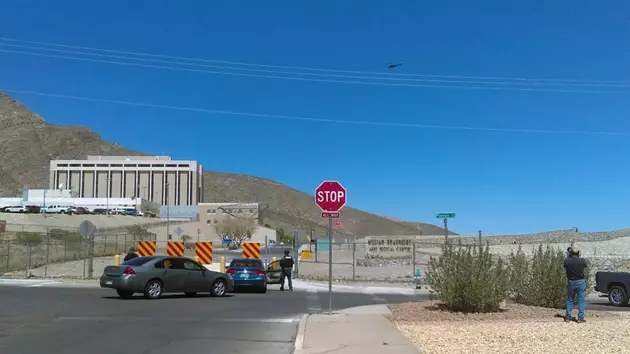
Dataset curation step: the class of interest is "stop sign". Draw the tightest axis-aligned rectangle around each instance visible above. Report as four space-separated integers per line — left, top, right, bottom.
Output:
315 181 347 212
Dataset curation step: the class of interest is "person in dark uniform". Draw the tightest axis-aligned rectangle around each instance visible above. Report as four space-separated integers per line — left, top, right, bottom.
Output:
279 249 294 291
564 247 588 323
123 247 138 262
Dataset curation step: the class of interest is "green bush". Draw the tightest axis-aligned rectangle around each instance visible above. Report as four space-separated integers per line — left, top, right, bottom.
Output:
508 244 591 309
424 241 509 313
16 232 43 245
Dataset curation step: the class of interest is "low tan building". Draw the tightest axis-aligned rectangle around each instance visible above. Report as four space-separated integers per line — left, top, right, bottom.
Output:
197 202 260 226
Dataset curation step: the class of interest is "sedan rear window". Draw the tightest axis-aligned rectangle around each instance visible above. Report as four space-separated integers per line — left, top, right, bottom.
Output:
122 256 158 266
230 260 262 268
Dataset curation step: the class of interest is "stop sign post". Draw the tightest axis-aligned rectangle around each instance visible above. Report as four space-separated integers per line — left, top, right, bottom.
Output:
314 180 347 315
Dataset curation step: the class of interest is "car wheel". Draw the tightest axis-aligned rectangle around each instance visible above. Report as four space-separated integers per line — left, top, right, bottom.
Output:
144 280 163 299
117 290 134 299
60 210 65 214
210 279 227 297
609 285 628 307
185 292 197 297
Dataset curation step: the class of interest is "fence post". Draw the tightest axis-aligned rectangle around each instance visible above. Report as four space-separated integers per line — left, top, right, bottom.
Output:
44 237 50 277
26 244 32 277
412 241 417 283
352 237 356 281
6 241 10 273
82 237 87 280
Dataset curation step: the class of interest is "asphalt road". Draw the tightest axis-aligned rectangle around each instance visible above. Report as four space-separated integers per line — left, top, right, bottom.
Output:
0 285 427 354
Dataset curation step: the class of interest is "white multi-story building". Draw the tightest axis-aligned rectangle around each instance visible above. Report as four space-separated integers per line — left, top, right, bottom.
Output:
49 156 203 206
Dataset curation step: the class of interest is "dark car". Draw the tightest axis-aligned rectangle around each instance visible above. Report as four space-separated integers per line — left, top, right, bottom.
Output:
595 271 630 306
25 205 41 214
100 255 234 299
227 258 267 293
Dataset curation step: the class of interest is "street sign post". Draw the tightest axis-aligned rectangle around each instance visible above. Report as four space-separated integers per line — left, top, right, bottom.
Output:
435 212 456 243
315 181 347 315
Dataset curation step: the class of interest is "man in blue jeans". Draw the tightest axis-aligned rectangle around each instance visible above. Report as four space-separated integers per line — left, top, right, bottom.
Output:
564 247 588 323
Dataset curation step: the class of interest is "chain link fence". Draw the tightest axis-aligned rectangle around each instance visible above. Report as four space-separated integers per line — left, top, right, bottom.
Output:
0 232 156 278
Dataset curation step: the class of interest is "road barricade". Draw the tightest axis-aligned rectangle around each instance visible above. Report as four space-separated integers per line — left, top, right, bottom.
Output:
195 242 213 264
242 242 261 259
167 241 185 256
137 241 156 256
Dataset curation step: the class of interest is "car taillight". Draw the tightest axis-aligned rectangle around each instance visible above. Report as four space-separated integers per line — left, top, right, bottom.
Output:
253 269 265 276
226 269 237 275
123 267 136 275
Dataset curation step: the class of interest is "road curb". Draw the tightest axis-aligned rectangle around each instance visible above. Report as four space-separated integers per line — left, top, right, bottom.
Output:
293 313 309 351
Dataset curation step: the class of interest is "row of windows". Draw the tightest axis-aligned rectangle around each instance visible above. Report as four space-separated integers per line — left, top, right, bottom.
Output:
55 163 190 168
206 208 256 214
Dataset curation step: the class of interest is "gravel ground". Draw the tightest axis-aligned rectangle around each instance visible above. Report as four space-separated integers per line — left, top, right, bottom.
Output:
391 301 630 354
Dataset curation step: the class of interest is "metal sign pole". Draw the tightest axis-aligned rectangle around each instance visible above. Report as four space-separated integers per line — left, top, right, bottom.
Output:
328 217 333 315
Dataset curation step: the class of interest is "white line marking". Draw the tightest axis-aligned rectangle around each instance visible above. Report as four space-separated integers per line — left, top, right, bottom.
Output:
28 281 61 287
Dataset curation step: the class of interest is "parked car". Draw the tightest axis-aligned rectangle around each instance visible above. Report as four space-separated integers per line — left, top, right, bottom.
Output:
595 271 630 306
0 206 9 213
25 205 41 214
5 206 27 213
41 205 72 214
69 207 90 215
227 258 268 293
92 208 108 215
100 256 233 299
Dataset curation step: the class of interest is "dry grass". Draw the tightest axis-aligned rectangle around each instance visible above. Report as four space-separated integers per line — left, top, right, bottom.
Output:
391 300 630 354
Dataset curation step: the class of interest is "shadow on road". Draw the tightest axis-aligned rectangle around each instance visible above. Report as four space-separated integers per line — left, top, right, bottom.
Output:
101 294 235 300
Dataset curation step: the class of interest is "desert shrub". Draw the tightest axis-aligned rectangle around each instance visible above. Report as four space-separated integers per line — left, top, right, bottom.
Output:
508 244 591 309
16 232 43 245
424 241 509 313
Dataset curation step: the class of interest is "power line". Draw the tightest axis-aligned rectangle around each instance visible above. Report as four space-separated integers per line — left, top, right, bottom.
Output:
2 88 628 136
1 48 629 94
2 42 630 89
1 36 627 85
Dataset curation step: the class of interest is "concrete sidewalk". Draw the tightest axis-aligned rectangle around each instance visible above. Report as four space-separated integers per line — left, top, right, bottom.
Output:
294 305 420 354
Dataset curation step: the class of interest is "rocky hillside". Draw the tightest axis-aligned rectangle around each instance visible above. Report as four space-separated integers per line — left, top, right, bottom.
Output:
0 91 452 237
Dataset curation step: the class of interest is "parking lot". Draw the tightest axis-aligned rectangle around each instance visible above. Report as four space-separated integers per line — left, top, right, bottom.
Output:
0 284 427 354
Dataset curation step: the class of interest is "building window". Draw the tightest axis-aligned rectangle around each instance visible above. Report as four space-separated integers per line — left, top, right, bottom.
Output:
178 164 189 167
97 164 108 167
70 164 81 167
83 164 94 167
138 164 150 167
152 164 164 168
111 164 123 167
165 164 177 167
214 220 218 224
206 220 211 224
206 209 212 214
57 164 68 167
211 209 216 214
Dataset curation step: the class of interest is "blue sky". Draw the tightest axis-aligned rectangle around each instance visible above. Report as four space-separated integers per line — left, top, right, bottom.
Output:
1 0 630 235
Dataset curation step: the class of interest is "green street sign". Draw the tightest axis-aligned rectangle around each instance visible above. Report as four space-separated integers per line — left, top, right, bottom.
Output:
436 213 456 219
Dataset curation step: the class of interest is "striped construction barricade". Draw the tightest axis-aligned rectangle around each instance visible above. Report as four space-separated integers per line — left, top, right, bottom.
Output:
195 242 213 264
137 241 156 256
167 241 185 257
242 242 261 259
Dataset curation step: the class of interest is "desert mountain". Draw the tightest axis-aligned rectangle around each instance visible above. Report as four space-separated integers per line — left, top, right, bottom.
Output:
0 91 453 237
